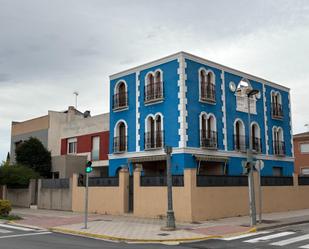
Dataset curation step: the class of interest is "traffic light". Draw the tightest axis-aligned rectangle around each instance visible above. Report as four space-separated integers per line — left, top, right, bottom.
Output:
85 161 93 173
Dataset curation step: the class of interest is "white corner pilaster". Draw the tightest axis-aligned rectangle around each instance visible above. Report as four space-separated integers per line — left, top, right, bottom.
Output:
136 71 140 151
177 54 188 148
221 70 227 151
288 92 294 157
263 84 269 155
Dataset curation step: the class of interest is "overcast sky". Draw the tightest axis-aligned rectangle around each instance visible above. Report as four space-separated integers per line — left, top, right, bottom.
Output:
1 0 309 161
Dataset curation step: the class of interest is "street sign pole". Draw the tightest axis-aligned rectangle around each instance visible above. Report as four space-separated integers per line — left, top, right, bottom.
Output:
84 172 89 229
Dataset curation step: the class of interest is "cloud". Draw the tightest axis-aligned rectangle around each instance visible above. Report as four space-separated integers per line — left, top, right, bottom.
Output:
0 0 309 160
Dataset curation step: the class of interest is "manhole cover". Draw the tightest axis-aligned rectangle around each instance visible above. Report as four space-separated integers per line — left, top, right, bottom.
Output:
157 233 170 236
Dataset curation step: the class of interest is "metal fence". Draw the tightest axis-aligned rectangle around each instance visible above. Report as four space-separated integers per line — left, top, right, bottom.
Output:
78 176 119 187
197 175 248 187
140 175 184 187
298 177 309 185
41 178 70 189
261 176 293 186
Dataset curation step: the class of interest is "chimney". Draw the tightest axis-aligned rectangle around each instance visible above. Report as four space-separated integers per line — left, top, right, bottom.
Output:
84 110 91 118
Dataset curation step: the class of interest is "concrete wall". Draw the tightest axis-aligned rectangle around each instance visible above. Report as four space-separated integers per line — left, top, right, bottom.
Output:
37 179 72 211
52 155 87 178
71 169 129 215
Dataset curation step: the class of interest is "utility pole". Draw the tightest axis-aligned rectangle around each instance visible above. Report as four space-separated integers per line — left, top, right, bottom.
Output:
247 89 259 227
84 161 92 229
163 145 176 230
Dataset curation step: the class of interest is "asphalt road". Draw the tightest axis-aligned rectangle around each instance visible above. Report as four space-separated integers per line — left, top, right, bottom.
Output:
2 223 309 249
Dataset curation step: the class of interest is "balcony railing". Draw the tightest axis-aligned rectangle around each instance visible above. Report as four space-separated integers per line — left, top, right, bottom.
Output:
273 140 285 156
112 92 128 110
271 103 283 119
113 136 127 153
200 83 216 103
200 130 217 149
233 135 247 152
144 81 163 103
252 137 262 153
144 131 164 150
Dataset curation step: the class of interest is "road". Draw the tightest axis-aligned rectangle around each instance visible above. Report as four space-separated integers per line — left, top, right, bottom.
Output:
2 223 309 249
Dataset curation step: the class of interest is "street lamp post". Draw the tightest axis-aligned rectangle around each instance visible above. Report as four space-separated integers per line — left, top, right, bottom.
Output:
246 89 259 227
163 145 176 230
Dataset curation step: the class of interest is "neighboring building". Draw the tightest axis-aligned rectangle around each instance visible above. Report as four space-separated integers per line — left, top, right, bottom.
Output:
108 52 294 177
10 106 109 177
294 131 309 175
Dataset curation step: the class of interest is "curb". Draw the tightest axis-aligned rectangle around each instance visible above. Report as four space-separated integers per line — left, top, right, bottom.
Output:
8 221 45 230
50 226 257 243
256 219 309 231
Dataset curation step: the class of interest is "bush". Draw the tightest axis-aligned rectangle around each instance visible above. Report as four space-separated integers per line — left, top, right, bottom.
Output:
0 165 39 188
0 200 11 216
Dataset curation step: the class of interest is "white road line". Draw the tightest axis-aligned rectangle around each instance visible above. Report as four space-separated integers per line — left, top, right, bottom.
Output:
244 231 295 243
0 229 12 234
221 231 270 241
0 224 34 231
300 244 309 249
0 232 51 239
270 234 309 246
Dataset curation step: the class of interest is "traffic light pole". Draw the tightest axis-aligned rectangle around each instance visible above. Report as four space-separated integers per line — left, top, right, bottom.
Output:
84 172 89 229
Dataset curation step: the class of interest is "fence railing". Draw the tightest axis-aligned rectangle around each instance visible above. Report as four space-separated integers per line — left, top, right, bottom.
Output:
144 81 163 103
112 91 128 110
273 140 285 156
261 176 293 186
113 136 127 153
200 83 216 102
271 103 283 119
78 176 119 187
197 175 248 187
252 137 262 153
233 134 247 152
140 175 184 187
144 131 164 150
298 177 309 185
200 130 217 149
41 178 70 189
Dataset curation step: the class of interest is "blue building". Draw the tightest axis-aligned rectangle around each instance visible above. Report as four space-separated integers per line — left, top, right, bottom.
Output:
108 52 294 177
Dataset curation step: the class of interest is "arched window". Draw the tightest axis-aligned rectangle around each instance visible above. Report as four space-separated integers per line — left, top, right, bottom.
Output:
234 119 246 152
251 123 261 153
145 113 164 149
113 81 128 110
271 91 283 119
200 113 217 148
273 126 285 155
114 121 127 153
145 70 164 103
199 69 216 103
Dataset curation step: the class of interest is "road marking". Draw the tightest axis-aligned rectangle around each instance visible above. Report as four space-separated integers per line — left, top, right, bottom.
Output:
0 229 12 234
300 244 309 249
270 234 309 246
0 224 34 231
0 232 51 239
244 231 295 243
221 231 270 241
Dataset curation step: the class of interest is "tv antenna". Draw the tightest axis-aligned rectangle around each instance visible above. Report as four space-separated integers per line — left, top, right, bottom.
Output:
73 91 79 109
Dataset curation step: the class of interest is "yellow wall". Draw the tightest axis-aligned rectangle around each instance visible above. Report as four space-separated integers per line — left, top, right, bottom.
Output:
12 115 49 136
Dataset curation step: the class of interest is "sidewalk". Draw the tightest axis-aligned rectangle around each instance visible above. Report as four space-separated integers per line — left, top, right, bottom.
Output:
10 208 309 243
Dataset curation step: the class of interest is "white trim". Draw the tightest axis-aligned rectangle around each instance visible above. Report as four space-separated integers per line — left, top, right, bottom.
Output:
92 160 109 167
145 114 155 133
221 70 228 151
114 119 128 137
108 147 294 162
114 79 128 94
263 84 269 154
136 71 140 151
234 118 246 136
110 52 290 92
251 121 261 139
177 54 188 148
198 67 216 101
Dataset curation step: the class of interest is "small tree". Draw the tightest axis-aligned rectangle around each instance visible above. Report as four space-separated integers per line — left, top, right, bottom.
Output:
0 165 39 188
15 137 51 177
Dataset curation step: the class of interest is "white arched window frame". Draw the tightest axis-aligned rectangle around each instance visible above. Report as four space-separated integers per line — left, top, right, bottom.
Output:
235 78 257 114
234 118 246 151
199 112 217 148
271 90 283 118
251 122 261 152
144 113 164 149
198 67 216 103
113 80 128 110
272 126 285 155
113 119 128 152
144 69 164 103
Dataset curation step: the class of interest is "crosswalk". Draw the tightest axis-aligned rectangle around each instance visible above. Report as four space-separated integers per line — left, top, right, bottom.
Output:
221 230 309 248
0 224 50 239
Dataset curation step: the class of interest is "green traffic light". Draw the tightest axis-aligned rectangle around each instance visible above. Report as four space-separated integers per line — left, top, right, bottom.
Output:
86 167 92 173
